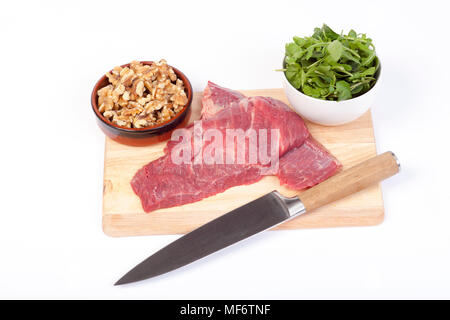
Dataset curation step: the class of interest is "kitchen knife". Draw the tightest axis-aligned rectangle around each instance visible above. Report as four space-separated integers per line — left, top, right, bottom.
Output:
115 151 400 285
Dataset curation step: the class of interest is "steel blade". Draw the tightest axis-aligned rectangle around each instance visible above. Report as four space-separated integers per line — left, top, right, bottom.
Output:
115 191 304 285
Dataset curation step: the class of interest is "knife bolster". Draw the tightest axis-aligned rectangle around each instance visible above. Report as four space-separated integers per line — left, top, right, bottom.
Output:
273 191 307 218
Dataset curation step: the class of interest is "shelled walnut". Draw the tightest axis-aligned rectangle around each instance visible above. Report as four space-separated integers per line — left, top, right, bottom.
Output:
97 60 188 128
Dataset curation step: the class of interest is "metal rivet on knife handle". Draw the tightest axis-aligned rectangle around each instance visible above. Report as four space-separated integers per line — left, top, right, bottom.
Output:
297 151 400 212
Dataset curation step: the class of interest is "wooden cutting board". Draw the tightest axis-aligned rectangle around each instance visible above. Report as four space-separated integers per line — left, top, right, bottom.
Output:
102 89 383 237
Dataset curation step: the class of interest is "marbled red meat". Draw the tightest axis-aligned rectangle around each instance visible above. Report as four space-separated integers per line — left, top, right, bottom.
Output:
132 95 310 212
131 82 341 212
198 82 341 190
201 81 245 119
277 137 340 190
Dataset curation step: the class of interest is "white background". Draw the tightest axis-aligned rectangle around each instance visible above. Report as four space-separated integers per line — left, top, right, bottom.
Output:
1 0 449 299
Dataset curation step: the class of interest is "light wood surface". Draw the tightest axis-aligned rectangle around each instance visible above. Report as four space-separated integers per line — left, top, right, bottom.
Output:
102 89 384 237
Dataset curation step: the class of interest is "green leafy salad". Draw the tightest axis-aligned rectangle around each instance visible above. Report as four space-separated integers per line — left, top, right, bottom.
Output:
280 24 380 101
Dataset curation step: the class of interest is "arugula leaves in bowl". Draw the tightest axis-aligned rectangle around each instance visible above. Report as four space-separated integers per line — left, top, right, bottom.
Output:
280 24 380 101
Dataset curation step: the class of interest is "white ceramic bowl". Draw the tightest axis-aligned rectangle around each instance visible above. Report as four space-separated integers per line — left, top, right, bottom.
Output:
281 64 381 126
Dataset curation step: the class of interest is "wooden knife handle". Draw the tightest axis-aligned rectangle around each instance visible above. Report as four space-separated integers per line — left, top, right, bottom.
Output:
298 151 400 212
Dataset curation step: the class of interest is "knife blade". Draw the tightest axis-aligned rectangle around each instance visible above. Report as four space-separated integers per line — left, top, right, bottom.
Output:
115 151 400 285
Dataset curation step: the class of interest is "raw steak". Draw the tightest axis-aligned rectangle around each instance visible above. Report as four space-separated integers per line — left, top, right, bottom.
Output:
132 95 310 212
131 154 265 212
131 82 341 213
277 137 341 190
201 81 245 119
200 82 341 190
165 95 309 161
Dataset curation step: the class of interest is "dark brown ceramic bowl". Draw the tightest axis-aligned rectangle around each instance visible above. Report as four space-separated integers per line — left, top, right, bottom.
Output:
91 61 192 147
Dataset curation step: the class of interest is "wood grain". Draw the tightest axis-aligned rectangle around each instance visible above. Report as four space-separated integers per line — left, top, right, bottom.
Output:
299 152 399 212
102 89 384 237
